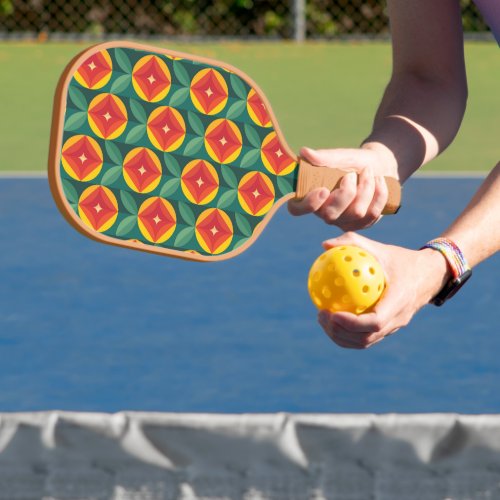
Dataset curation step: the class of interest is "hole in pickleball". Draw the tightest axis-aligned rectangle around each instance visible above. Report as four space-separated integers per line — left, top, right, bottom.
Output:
359 251 366 257
322 286 332 299
327 264 335 272
378 284 382 291
344 256 352 262
356 306 365 314
334 277 344 287
362 285 369 293
352 269 360 277
369 267 376 275
342 295 351 304
333 303 342 311
313 271 321 282
313 294 322 307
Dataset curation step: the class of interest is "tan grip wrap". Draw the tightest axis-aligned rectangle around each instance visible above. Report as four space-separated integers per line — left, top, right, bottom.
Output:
295 158 401 215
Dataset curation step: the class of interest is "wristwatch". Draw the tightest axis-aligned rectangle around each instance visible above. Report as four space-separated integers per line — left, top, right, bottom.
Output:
421 238 472 306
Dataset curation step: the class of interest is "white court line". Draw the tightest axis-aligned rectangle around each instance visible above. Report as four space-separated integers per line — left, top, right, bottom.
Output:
414 170 487 179
0 171 48 178
0 171 489 179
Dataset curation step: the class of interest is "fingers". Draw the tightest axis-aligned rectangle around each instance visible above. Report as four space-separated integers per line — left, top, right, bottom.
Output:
322 231 377 253
327 169 388 231
288 147 390 230
288 188 330 216
315 172 358 223
318 308 398 350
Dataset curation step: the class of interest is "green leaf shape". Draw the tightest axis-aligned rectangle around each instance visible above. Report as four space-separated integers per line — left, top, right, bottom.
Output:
178 201 196 226
233 237 250 251
277 176 294 196
68 86 87 111
173 60 190 87
125 124 146 144
187 111 205 136
240 148 261 169
129 99 147 124
235 212 252 237
62 178 78 204
105 141 123 165
64 111 87 132
216 189 237 209
120 190 138 214
244 123 261 149
70 203 78 213
100 165 122 186
116 215 137 237
183 136 204 156
114 48 132 73
220 164 237 189
226 100 246 120
164 153 181 177
110 74 132 94
174 226 195 248
169 87 190 107
230 73 247 100
160 177 180 197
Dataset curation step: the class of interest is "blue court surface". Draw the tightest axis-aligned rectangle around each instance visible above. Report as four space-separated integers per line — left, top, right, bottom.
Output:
0 176 498 413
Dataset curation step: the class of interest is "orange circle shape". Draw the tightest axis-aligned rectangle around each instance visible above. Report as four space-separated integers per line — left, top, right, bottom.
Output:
123 147 162 194
137 197 177 244
61 135 103 182
261 131 296 176
147 106 186 152
195 208 234 255
74 50 112 90
87 93 128 140
132 55 171 103
237 171 275 217
78 185 118 233
247 88 272 128
181 160 220 205
204 119 242 165
190 68 229 116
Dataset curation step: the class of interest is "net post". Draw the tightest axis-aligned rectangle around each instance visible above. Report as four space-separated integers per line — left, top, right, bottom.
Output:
292 0 306 42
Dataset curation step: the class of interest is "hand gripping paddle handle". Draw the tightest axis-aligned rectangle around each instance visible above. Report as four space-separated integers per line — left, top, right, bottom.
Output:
295 158 401 215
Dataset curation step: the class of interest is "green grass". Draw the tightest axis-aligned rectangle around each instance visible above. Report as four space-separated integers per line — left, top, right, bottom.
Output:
0 41 497 172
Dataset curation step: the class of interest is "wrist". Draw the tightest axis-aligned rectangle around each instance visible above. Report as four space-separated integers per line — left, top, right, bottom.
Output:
418 248 452 302
360 141 399 178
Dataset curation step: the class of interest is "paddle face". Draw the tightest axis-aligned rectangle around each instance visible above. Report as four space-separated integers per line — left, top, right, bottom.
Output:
49 42 299 262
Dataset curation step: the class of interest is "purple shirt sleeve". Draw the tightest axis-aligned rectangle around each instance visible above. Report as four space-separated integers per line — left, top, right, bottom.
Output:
473 0 500 45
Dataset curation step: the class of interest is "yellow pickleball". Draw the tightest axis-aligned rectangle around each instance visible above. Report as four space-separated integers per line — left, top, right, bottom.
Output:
308 245 385 314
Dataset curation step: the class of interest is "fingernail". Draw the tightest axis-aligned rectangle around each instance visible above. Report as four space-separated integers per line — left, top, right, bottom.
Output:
318 189 329 200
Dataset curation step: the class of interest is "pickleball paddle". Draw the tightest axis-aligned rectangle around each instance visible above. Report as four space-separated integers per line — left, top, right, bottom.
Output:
49 41 401 262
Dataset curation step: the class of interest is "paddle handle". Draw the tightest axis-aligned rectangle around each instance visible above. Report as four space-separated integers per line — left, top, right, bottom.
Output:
295 158 401 215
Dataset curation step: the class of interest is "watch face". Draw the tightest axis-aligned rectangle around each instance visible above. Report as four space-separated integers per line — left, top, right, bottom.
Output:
432 269 472 306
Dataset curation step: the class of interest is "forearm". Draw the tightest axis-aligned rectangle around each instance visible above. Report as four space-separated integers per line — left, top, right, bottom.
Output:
361 0 467 182
363 73 467 181
441 162 500 267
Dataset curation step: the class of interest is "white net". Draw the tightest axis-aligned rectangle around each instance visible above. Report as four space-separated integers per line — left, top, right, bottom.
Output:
1 412 500 499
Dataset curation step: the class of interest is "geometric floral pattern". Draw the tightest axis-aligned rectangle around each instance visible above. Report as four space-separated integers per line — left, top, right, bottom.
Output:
56 44 299 258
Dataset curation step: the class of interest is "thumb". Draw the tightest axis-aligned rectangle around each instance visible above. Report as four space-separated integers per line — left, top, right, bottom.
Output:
300 147 366 171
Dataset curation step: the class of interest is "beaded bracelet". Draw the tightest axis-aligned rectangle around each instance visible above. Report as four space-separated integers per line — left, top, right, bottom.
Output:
421 237 472 306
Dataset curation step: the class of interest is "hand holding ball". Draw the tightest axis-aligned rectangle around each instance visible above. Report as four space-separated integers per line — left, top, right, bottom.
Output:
308 245 385 314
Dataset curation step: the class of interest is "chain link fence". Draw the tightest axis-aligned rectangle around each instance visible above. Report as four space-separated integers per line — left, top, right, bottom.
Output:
0 0 491 40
